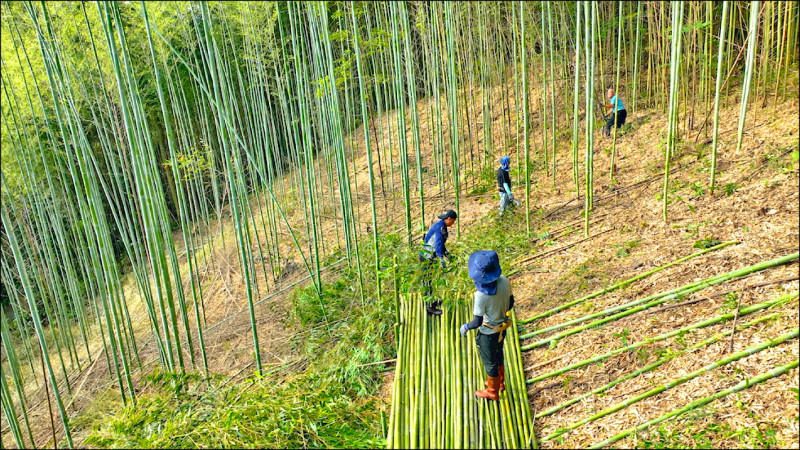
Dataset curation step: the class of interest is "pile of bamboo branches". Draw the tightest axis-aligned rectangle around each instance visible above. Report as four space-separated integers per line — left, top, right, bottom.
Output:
387 294 536 449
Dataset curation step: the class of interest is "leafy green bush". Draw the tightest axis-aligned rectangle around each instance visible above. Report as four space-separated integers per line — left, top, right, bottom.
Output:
693 236 721 249
86 370 384 449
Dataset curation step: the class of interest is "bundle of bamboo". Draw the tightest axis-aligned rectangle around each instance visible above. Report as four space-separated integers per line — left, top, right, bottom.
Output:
387 294 536 449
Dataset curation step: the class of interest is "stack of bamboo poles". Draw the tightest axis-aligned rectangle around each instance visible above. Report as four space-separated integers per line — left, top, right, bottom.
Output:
387 294 536 449
518 251 799 447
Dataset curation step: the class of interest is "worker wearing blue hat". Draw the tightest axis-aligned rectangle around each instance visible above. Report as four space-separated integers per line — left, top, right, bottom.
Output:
419 209 457 316
497 156 520 216
459 250 515 400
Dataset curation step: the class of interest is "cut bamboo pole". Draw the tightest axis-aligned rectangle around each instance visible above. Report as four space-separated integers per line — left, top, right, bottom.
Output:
526 292 797 384
518 241 737 325
544 328 798 441
535 312 780 419
589 359 799 449
521 253 798 349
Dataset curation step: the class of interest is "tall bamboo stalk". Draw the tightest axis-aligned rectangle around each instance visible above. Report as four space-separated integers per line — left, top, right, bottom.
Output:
710 1 731 194
736 1 761 152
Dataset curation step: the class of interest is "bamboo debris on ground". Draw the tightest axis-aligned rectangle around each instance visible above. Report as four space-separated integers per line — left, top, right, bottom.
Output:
387 294 536 449
526 292 798 384
520 253 799 349
588 359 800 449
534 312 780 419
517 241 737 325
543 328 798 442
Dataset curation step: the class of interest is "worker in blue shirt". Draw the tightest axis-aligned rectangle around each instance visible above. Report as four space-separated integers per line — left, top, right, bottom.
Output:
419 210 457 316
603 88 627 137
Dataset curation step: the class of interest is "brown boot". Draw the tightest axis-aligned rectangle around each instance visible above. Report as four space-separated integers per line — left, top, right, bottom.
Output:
484 366 506 392
475 376 501 401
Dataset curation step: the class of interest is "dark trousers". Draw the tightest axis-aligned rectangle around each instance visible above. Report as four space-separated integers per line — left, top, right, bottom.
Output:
476 332 505 377
604 109 627 136
419 254 435 299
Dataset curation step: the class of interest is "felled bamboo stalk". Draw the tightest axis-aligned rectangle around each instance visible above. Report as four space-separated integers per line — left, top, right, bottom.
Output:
589 359 800 448
527 293 797 384
522 253 799 349
517 241 737 325
535 313 781 419
544 329 798 441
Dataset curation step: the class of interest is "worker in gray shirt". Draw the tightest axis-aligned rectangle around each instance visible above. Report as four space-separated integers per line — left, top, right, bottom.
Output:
460 250 514 401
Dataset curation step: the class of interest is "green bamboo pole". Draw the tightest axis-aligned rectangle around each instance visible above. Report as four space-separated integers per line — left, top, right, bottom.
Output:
584 0 596 236
518 241 737 324
736 1 761 152
1 371 25 449
632 1 642 113
526 292 797 383
572 1 581 196
610 0 623 180
2 206 73 447
399 1 425 232
0 312 35 446
536 312 780 419
546 1 556 185
590 358 800 448
445 2 461 238
522 252 798 349
545 328 798 442
663 1 685 222
521 2 531 237
350 1 382 301
709 1 730 194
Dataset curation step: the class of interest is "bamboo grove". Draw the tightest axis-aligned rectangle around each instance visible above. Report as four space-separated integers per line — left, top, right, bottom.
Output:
0 2 797 447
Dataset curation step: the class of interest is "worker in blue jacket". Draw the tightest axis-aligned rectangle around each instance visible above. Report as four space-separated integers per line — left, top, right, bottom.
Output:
419 210 457 316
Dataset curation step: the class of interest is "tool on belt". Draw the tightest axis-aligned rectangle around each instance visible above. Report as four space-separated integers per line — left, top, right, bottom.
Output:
481 319 512 342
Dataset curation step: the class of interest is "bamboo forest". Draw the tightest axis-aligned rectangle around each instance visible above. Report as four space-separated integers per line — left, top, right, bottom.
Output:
1 1 799 448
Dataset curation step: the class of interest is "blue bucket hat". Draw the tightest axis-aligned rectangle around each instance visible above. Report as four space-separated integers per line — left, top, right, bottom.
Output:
468 251 502 294
500 156 510 171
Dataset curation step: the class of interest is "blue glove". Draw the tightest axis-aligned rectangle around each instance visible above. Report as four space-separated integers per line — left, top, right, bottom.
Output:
503 182 511 195
460 324 468 337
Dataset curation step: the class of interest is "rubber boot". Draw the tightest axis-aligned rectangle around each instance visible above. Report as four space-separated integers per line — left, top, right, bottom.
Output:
475 376 501 401
484 366 506 392
426 302 443 316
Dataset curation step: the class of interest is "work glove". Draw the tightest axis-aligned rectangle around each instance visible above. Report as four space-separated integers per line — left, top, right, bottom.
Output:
460 324 468 337
439 257 447 269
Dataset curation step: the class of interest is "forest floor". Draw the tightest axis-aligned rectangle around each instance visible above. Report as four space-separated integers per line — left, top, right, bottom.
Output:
3 70 799 448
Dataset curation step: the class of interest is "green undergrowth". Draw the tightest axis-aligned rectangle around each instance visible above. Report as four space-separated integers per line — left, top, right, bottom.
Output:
81 202 544 448
84 368 383 448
